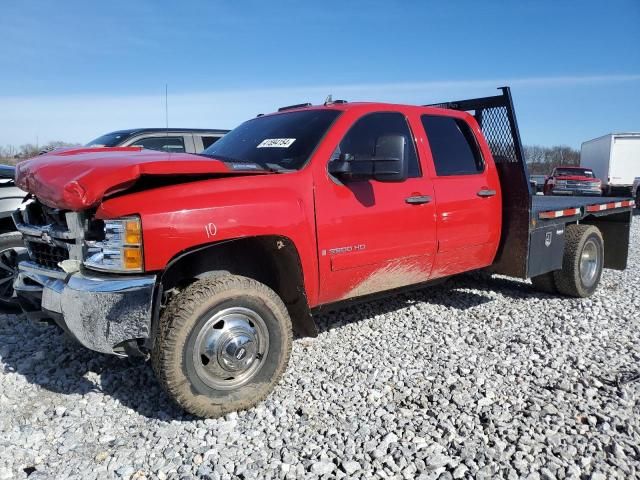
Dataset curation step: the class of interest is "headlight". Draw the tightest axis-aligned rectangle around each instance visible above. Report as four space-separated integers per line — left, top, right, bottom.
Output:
84 216 144 273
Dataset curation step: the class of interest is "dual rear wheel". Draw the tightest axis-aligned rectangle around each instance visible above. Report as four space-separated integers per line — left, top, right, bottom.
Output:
531 224 604 298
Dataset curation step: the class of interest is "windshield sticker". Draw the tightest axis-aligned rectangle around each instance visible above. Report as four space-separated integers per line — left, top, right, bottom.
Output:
257 138 296 148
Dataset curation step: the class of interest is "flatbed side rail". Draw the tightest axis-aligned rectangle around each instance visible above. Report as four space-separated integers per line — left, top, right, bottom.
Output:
537 199 635 220
428 87 531 277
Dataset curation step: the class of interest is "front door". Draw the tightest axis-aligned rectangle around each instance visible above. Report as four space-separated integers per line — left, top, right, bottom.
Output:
314 111 437 304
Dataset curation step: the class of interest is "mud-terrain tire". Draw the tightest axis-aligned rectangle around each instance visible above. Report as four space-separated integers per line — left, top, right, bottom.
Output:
0 232 27 312
530 271 558 294
152 274 292 418
553 225 604 298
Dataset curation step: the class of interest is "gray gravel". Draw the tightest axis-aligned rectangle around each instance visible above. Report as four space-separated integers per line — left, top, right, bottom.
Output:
1 218 639 479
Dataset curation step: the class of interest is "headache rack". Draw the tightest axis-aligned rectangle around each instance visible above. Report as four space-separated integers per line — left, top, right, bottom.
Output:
428 87 532 277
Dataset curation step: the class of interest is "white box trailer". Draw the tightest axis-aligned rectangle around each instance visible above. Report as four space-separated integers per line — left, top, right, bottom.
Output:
581 133 640 195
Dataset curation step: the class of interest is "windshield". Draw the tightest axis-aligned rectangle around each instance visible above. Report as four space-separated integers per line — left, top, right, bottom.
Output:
200 109 341 170
555 168 594 178
86 132 134 147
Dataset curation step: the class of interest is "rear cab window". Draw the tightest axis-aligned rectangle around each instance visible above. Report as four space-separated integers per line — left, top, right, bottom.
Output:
421 115 484 176
554 168 594 177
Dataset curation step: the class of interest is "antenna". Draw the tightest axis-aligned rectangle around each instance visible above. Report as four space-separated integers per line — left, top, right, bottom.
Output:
164 84 169 130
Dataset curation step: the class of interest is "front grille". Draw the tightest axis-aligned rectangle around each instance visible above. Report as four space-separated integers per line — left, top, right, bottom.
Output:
14 199 85 272
556 180 600 190
26 241 70 270
21 200 69 229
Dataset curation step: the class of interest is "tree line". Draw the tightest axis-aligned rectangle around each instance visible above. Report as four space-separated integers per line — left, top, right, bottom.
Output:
0 141 579 175
523 145 580 175
0 141 78 165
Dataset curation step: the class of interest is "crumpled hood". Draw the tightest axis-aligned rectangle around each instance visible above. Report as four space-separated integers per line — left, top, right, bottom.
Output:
16 147 265 210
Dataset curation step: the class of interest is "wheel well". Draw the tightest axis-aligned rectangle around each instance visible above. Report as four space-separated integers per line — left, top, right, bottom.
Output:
160 236 317 337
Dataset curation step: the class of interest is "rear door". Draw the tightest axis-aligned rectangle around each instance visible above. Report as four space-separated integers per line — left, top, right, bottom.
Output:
420 114 501 278
314 110 437 303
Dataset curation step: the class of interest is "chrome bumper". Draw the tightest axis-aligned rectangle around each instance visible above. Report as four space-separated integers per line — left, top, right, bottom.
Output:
15 261 156 355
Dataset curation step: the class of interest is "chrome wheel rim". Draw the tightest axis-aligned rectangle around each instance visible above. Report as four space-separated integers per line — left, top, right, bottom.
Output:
192 307 269 390
0 246 26 301
580 239 599 287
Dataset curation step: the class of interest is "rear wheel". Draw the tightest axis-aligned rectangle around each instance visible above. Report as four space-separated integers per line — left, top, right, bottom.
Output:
152 274 292 418
0 232 27 312
554 225 604 298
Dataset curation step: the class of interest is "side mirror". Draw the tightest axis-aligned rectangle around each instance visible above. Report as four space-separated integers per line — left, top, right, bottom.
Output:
328 134 408 183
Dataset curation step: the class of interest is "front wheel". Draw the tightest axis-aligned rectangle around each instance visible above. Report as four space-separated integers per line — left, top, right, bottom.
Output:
554 225 604 298
152 274 292 418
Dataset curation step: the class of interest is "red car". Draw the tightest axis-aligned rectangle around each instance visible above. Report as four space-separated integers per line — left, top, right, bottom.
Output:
543 166 602 196
11 88 634 417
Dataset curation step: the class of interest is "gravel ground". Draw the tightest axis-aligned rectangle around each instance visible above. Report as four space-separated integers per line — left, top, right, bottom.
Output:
1 218 639 480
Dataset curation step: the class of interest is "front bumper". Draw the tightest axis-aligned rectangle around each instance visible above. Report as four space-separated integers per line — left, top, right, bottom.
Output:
14 261 156 355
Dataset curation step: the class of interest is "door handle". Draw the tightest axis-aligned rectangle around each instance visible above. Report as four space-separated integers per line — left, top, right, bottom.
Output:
477 189 496 197
405 195 432 205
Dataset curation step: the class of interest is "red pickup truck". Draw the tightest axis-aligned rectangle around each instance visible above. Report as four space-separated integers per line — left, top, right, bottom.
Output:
12 88 634 417
543 166 602 196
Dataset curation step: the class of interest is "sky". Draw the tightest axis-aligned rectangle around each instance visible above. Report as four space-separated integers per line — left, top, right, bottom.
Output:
0 0 638 148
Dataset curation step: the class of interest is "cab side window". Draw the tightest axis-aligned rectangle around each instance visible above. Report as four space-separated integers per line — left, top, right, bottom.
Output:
131 136 186 153
421 115 484 176
335 112 421 178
